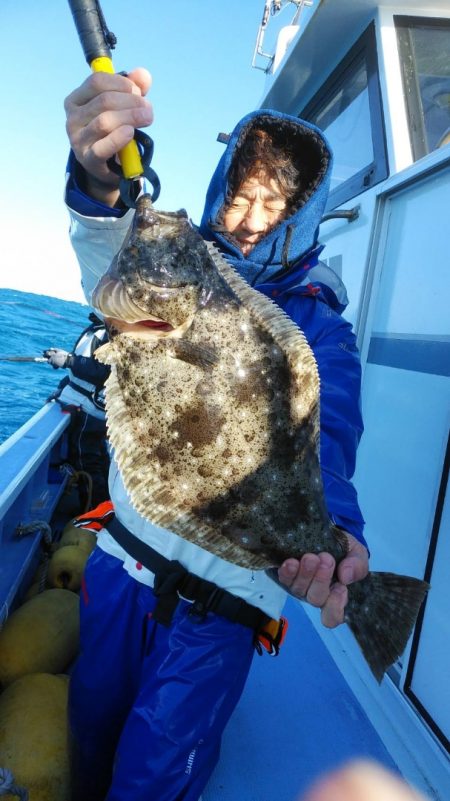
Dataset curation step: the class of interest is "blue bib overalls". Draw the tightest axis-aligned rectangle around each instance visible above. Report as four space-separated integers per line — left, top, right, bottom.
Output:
69 547 255 801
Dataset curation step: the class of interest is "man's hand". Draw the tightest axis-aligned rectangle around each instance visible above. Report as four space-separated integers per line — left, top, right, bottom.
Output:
64 67 153 206
277 531 369 628
43 348 71 369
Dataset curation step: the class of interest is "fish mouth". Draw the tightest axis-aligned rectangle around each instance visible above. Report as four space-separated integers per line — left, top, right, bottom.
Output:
92 276 196 339
105 317 176 339
138 319 173 330
91 273 195 339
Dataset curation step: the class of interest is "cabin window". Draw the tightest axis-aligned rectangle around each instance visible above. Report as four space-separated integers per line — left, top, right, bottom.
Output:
395 16 450 160
301 24 387 209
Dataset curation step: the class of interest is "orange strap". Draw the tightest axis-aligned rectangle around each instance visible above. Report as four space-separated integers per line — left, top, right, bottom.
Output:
256 616 289 656
72 500 115 532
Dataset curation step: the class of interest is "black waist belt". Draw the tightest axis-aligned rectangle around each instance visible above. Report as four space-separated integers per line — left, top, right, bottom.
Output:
107 516 270 631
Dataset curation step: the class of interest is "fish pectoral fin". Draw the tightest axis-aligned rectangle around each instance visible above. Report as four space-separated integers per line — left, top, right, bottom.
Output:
167 338 218 368
94 342 113 365
331 524 350 559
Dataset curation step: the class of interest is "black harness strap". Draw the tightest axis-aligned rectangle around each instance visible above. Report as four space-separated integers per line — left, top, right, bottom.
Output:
108 517 269 630
67 380 106 411
68 380 95 400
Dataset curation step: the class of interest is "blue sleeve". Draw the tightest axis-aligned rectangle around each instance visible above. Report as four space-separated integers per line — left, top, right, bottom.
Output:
65 150 127 219
287 296 367 550
69 354 110 387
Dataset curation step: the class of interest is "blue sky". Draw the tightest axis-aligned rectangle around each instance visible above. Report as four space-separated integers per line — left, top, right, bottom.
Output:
0 0 290 303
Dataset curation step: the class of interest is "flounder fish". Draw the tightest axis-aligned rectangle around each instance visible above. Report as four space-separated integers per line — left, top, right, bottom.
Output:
93 194 429 682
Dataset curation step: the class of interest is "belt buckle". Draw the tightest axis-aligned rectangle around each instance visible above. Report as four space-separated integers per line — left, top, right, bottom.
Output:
188 587 222 622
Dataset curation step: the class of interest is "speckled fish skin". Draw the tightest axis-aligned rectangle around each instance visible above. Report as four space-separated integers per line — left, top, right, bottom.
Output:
93 196 341 570
93 194 429 682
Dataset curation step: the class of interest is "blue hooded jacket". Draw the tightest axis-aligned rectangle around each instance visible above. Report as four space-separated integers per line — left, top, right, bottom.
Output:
66 109 365 547
199 110 366 546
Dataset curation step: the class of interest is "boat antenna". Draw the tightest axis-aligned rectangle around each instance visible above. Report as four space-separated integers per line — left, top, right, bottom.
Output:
252 0 314 73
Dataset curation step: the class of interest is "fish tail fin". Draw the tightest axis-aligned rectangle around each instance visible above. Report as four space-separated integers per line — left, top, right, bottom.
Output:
345 572 429 683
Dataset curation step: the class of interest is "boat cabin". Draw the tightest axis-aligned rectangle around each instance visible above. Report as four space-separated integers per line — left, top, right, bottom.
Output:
250 0 450 798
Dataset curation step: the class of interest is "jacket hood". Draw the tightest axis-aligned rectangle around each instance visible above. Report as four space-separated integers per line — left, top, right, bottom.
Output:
199 109 333 285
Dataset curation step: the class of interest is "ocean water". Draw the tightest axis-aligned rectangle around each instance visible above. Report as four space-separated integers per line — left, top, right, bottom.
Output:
0 287 90 444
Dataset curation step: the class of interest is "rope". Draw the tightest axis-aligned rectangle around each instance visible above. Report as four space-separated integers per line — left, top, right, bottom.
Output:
0 767 29 800
37 557 49 594
60 463 94 512
15 521 52 543
15 521 53 596
72 471 93 512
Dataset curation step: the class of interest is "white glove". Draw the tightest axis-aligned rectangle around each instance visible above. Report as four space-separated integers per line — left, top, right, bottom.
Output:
43 348 72 369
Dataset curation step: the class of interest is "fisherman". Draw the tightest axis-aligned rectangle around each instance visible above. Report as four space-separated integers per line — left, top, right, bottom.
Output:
64 68 369 801
44 313 110 509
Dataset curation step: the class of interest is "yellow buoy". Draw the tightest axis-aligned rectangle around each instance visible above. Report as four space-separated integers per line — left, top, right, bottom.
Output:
0 590 79 688
0 672 70 801
57 523 96 554
46 546 89 593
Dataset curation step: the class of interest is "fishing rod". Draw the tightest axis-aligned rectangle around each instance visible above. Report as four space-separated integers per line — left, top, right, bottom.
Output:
67 0 160 206
67 0 141 180
0 356 47 363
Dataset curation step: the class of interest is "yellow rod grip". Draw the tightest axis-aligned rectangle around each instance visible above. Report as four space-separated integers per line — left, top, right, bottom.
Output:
90 57 143 180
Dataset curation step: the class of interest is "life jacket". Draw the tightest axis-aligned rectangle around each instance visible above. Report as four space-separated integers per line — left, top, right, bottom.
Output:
71 500 115 533
56 322 109 418
66 324 108 411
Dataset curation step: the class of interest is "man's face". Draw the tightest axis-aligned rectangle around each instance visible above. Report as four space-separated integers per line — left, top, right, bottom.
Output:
223 172 287 256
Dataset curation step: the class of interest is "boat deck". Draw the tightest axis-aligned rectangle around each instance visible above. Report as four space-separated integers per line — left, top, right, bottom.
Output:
205 597 397 801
